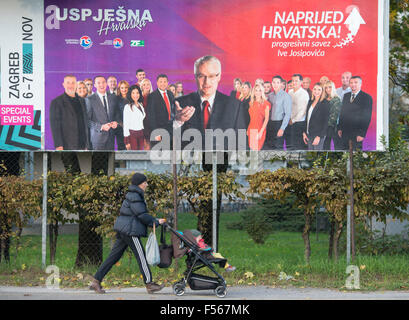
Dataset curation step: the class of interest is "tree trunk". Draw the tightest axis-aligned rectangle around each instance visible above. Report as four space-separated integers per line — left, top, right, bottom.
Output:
328 219 335 260
0 215 10 263
75 210 103 267
302 212 312 264
49 220 59 265
333 221 343 262
0 152 20 263
15 223 23 260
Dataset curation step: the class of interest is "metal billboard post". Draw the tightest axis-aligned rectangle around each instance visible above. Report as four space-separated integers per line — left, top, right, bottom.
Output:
349 141 355 262
41 152 48 269
346 140 356 265
212 152 218 253
172 147 178 271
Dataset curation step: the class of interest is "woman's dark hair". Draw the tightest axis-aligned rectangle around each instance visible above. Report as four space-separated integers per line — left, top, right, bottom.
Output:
126 85 144 112
126 85 144 108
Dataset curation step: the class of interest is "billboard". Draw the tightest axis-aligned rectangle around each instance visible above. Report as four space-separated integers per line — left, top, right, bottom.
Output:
0 1 44 150
1 0 388 152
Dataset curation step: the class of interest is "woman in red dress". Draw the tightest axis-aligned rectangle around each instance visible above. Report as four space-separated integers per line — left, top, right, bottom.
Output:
247 83 271 151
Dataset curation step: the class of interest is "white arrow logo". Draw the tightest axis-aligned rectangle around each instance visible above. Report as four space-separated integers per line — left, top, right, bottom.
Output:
344 7 366 36
333 7 365 48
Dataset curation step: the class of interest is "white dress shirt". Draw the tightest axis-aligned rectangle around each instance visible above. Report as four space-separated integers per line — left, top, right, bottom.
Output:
96 91 110 115
288 88 309 123
123 103 145 137
200 93 216 114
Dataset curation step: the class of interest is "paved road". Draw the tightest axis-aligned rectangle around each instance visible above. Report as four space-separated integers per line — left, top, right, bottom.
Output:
1 285 409 300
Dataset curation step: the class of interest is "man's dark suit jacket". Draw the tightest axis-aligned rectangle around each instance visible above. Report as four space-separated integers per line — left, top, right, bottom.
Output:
304 99 330 140
49 93 90 150
146 89 176 143
176 91 247 150
338 90 372 140
109 93 126 150
85 92 121 150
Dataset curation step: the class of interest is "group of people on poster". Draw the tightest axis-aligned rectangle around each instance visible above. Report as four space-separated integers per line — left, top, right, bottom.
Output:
49 55 373 152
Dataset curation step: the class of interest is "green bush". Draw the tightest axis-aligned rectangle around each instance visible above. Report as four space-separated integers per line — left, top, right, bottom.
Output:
228 196 305 233
241 208 272 244
339 219 409 255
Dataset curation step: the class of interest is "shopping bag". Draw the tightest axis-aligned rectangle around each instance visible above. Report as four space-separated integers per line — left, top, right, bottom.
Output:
158 224 173 268
145 224 160 266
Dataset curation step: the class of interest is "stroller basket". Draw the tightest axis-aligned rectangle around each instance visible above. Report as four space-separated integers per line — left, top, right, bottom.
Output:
188 273 221 290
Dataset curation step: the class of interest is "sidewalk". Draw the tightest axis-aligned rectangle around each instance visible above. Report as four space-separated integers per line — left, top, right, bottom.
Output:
1 285 409 300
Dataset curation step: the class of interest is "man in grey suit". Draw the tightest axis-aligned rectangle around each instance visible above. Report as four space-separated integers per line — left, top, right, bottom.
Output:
85 76 121 150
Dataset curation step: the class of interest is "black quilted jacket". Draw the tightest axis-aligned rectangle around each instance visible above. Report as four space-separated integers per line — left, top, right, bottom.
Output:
113 185 159 237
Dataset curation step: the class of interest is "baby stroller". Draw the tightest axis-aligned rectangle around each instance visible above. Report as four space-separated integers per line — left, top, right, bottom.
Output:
164 223 228 298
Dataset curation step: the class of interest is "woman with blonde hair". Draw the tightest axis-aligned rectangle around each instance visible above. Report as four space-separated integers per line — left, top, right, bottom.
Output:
302 83 330 150
323 80 342 150
117 80 130 100
76 81 88 98
254 78 264 88
247 83 271 150
139 78 153 150
140 78 153 107
239 81 251 102
230 78 242 100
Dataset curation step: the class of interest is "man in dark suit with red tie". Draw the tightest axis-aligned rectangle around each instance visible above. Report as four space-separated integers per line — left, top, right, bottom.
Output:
175 55 247 248
337 76 372 150
146 74 176 148
176 55 247 151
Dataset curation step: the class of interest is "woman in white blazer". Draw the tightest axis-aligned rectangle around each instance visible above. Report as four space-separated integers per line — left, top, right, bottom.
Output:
123 85 146 150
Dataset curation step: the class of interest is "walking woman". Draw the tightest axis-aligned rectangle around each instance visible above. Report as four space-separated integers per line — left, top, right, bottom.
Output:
123 85 146 150
90 173 166 294
247 83 271 150
302 83 330 150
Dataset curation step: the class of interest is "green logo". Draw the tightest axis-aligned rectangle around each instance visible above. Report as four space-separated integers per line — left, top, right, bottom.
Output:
130 40 145 47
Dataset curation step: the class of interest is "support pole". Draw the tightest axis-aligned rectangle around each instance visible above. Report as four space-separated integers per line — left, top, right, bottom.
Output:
212 152 218 252
41 152 48 269
349 140 355 261
346 140 355 265
346 197 351 265
172 147 178 270
172 149 177 230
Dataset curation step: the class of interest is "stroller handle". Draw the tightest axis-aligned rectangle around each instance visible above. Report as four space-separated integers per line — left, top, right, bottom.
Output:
162 222 175 232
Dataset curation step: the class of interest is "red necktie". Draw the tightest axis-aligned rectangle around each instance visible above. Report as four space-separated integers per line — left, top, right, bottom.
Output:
163 91 171 120
202 100 210 129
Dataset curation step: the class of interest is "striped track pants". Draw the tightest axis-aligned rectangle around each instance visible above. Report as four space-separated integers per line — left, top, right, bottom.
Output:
94 232 152 284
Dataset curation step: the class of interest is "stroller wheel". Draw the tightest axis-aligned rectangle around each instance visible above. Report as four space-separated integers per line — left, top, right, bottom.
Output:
173 283 185 296
215 285 227 298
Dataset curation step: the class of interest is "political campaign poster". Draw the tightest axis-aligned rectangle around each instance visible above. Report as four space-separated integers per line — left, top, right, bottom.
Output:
2 0 388 152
